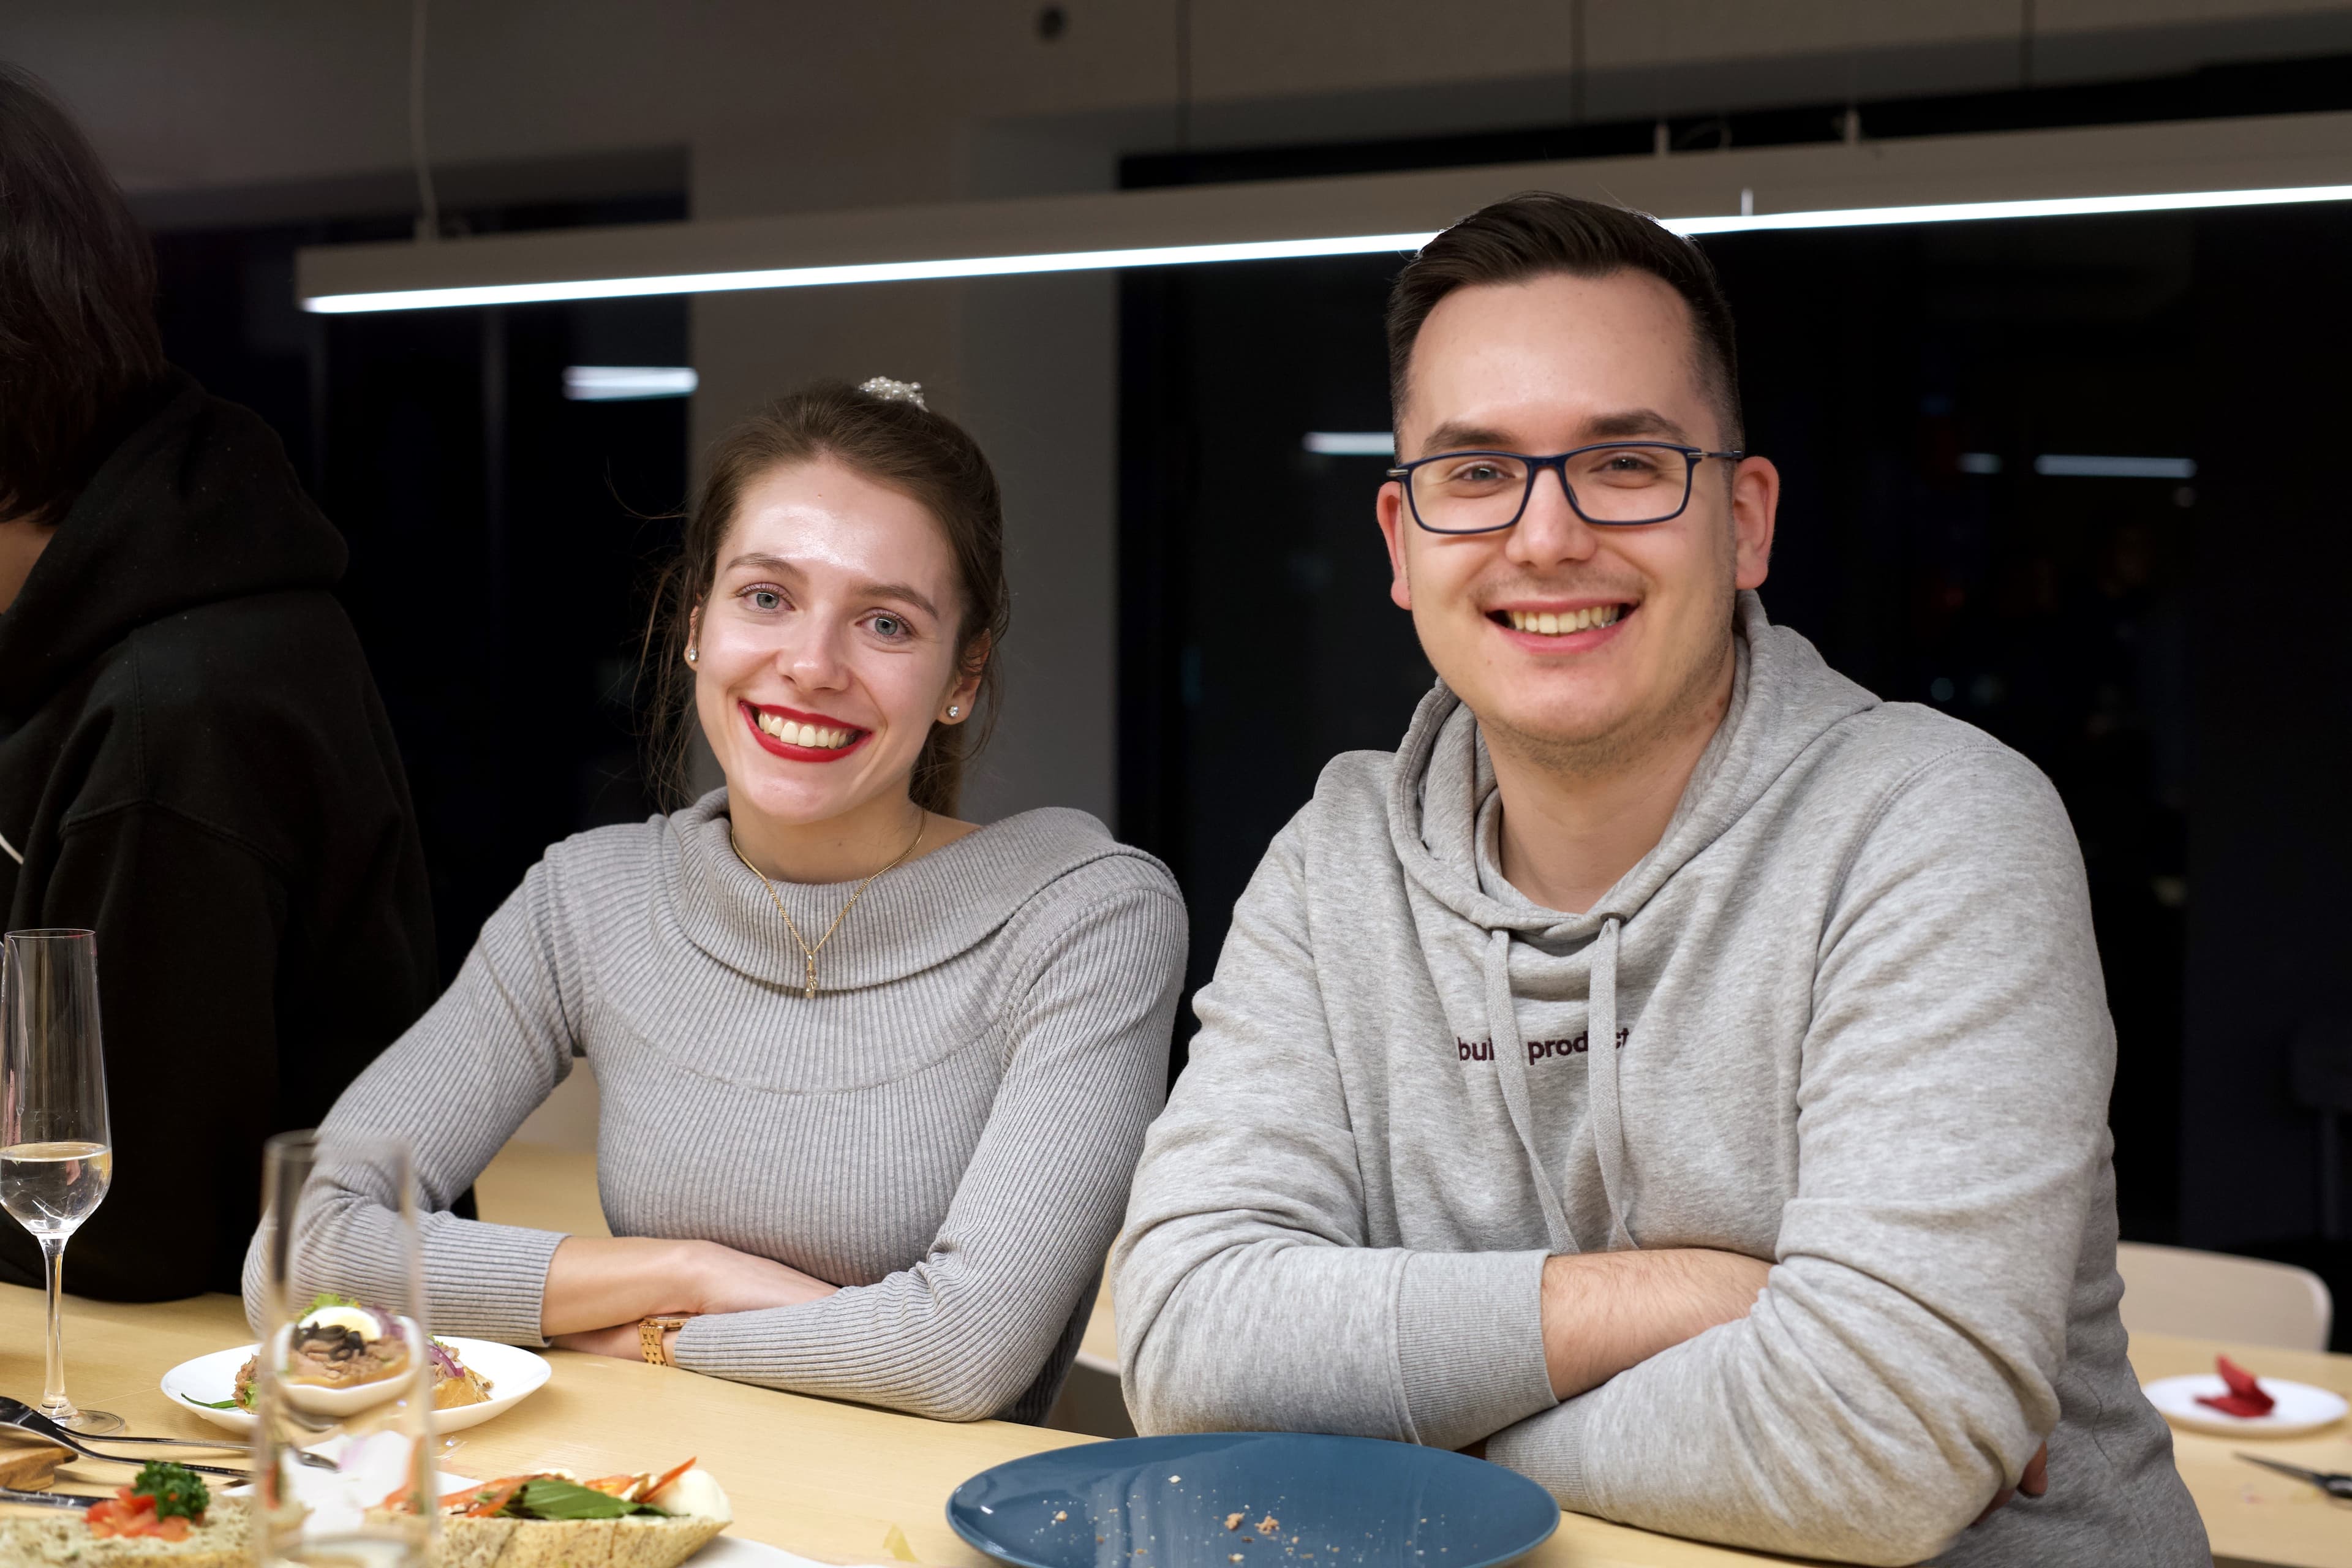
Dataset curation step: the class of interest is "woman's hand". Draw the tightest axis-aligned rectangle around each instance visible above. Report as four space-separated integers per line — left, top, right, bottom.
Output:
685 1242 838 1315
540 1235 840 1339
551 1322 656 1360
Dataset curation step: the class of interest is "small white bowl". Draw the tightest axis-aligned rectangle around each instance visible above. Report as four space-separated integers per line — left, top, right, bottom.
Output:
160 1335 551 1435
2143 1373 2350 1438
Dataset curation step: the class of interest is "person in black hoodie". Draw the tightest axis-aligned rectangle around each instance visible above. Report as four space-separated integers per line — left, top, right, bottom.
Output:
0 64 437 1298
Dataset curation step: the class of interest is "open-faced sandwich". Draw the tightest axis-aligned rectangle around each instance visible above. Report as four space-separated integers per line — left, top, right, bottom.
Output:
375 1457 731 1568
0 1461 250 1566
209 1294 495 1413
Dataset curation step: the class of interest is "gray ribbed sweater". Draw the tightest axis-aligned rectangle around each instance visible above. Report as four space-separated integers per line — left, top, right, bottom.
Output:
242 791 1186 1423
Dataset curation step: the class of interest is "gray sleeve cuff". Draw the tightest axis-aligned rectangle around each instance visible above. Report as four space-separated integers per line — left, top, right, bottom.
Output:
1392 1249 1558 1450
1482 1394 1602 1511
419 1216 568 1345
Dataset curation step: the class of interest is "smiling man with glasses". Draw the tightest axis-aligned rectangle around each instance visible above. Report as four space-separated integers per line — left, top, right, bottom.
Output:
1115 193 2204 1564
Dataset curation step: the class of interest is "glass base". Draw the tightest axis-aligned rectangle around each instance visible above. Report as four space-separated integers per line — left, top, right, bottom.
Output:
53 1406 124 1436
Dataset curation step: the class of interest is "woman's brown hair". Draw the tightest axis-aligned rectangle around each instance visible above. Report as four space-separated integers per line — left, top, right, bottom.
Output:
645 380 1009 817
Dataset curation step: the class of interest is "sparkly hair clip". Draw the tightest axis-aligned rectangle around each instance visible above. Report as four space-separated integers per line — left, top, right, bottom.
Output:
858 375 927 410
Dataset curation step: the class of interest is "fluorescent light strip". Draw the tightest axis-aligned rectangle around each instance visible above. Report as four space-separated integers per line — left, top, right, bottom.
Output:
302 183 2352 313
1303 431 1396 456
306 232 1438 313
2034 453 2196 478
564 365 698 400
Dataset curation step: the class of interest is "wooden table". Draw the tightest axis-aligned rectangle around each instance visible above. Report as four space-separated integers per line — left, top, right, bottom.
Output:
2132 1333 2352 1568
0 1134 2267 1568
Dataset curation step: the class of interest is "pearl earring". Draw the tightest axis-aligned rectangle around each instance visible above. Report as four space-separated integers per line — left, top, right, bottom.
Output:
685 647 698 664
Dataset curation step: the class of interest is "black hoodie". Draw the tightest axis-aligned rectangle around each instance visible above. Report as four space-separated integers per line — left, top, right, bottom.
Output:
0 371 435 1299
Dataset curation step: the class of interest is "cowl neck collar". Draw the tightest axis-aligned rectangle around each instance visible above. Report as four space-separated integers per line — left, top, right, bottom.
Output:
659 790 1145 993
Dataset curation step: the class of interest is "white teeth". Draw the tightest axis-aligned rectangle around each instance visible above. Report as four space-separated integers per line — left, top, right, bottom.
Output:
1506 605 1624 635
754 710 856 748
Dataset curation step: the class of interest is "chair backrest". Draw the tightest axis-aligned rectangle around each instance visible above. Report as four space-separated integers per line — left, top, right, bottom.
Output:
2116 1242 2332 1352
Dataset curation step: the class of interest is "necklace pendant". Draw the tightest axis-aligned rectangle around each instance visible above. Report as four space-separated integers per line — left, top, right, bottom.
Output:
804 957 818 1001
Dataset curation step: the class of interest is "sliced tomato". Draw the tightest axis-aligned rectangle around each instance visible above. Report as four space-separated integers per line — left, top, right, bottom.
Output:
446 1476 545 1518
645 1457 699 1503
154 1515 192 1541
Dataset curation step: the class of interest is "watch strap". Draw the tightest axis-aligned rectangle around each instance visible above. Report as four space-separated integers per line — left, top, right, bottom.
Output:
637 1315 690 1366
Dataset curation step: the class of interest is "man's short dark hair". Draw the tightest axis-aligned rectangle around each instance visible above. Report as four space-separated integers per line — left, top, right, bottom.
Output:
0 64 165 524
1386 191 1743 448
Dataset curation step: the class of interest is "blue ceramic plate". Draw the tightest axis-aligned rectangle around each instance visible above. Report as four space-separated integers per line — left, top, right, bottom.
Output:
948 1433 1559 1568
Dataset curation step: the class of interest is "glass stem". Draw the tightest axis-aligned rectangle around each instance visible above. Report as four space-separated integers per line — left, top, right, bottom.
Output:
39 1235 75 1421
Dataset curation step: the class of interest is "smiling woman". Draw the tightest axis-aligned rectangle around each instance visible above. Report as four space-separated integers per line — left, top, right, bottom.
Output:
244 380 1188 1425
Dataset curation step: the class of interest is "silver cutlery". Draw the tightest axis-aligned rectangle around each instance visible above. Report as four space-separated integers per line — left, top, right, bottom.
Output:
0 1485 101 1510
0 1396 242 1454
2236 1452 2352 1499
0 1403 249 1482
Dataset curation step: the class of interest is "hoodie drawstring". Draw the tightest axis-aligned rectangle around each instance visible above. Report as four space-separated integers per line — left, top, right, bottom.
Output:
1586 916 1635 1250
1483 928 1575 1253
1482 917 1634 1255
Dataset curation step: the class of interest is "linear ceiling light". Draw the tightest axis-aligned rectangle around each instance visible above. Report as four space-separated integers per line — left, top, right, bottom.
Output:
305 232 1436 313
301 183 2352 314
564 366 698 400
1303 431 1396 456
2033 453 2196 478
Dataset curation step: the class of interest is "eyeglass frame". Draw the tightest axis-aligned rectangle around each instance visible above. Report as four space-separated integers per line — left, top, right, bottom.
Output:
1386 441 1749 534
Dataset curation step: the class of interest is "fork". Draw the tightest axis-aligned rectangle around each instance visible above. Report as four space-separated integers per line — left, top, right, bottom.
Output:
0 1396 243 1455
0 1401 250 1481
0 1395 339 1474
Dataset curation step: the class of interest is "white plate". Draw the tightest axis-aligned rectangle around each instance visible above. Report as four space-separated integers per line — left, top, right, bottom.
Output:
2144 1373 2350 1437
160 1336 552 1434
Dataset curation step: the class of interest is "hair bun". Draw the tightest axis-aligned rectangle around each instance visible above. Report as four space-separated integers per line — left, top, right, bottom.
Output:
857 375 927 410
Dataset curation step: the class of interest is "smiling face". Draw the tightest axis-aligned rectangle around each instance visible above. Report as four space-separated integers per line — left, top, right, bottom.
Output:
692 456 980 834
1378 268 1779 769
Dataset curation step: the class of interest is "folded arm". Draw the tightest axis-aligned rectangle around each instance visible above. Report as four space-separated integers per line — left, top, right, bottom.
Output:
1118 824 1770 1450
665 878 1185 1421
239 857 585 1341
1485 749 2103 1564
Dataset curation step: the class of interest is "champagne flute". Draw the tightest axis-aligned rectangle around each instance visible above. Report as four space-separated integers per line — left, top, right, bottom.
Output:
1 928 122 1435
254 1128 435 1568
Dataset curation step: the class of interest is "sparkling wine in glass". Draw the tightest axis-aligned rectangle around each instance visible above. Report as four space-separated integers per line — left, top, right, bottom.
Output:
1 928 122 1435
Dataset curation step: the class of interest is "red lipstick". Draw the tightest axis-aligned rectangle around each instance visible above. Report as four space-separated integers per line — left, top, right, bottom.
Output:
739 700 873 763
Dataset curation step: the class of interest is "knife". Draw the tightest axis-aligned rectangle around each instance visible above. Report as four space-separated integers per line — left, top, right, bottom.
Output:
0 1485 100 1510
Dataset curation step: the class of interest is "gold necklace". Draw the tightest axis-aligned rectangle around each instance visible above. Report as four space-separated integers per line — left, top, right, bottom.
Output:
729 815 925 1000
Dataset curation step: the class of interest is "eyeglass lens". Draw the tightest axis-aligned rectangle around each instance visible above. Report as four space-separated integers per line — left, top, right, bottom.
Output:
1410 447 1693 532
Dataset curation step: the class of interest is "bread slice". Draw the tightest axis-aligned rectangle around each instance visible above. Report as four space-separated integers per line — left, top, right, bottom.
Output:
0 1494 251 1566
431 1512 727 1568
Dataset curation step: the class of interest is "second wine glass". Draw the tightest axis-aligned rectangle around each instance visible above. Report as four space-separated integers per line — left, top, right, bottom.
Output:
1 927 121 1436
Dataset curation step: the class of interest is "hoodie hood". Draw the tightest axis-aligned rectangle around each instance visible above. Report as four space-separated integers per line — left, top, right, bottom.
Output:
0 369 347 720
1383 590 1877 1251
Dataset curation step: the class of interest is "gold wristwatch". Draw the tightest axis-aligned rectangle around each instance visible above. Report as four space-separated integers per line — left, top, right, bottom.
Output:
638 1315 690 1367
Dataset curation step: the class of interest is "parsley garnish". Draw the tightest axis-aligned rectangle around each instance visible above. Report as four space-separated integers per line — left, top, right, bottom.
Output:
130 1461 210 1521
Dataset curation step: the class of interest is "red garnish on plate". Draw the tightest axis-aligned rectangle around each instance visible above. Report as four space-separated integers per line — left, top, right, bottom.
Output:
2195 1354 2277 1419
86 1488 194 1540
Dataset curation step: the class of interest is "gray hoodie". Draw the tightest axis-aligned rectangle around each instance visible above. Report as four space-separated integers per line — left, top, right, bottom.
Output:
1115 594 2204 1566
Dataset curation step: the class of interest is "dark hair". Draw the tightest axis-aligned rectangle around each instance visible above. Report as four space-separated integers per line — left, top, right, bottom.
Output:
646 381 1010 817
0 64 165 523
1385 191 1743 447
